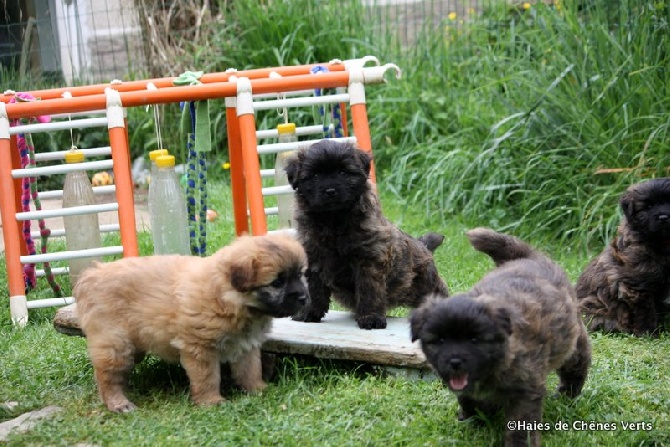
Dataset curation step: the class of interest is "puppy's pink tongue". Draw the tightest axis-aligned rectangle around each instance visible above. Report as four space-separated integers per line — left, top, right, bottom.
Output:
449 374 469 391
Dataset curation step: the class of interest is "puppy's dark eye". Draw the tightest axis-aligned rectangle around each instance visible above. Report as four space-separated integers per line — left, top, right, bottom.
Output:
471 337 478 344
339 170 346 175
270 274 285 288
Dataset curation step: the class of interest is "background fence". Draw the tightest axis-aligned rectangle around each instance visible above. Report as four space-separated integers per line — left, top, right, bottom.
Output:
0 0 557 85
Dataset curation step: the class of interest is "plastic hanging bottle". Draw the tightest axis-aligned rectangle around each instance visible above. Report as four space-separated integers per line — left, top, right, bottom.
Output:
62 150 102 287
274 123 297 229
147 148 169 222
149 154 191 255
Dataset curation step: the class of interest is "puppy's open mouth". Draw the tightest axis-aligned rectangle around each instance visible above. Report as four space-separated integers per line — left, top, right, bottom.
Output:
447 373 469 391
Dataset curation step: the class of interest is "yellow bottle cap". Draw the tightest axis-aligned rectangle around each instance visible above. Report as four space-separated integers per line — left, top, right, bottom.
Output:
149 149 169 161
277 123 296 134
64 150 85 163
155 154 176 168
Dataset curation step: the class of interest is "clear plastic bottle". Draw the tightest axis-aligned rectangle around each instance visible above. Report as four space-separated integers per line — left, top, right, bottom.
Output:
149 154 191 255
62 150 102 287
274 123 297 228
147 148 169 221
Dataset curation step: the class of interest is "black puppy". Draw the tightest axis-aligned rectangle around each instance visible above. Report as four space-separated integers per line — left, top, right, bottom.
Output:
577 177 670 336
411 228 591 447
285 140 449 329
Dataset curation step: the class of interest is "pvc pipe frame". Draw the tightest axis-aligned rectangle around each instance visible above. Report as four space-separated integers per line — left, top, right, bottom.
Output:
0 60 352 103
0 59 400 324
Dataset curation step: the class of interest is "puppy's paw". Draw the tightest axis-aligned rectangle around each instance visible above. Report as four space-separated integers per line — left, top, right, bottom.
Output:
356 315 387 330
192 393 225 406
241 380 267 394
107 399 137 413
292 308 326 323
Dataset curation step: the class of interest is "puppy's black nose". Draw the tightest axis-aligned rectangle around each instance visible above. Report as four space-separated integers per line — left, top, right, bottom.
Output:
658 214 669 222
449 358 463 370
325 188 337 197
297 294 308 305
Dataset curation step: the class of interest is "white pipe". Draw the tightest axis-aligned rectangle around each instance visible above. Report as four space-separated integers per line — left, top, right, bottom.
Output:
16 202 119 221
253 93 350 111
35 146 112 161
0 102 8 139
50 110 106 119
262 185 293 196
31 223 120 239
362 63 402 83
257 137 355 155
10 295 28 327
253 89 314 100
341 55 380 69
12 160 113 178
36 267 68 277
37 185 116 200
268 228 298 238
236 77 254 117
349 68 366 106
260 169 275 178
8 117 108 135
106 89 125 129
26 297 75 309
256 124 330 140
20 245 123 263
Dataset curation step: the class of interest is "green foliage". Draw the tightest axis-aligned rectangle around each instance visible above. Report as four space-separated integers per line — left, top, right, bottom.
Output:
373 0 670 247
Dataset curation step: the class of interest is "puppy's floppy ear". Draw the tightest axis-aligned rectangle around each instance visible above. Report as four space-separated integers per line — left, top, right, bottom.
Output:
354 146 372 176
284 154 301 189
619 190 636 220
229 251 258 292
410 305 430 342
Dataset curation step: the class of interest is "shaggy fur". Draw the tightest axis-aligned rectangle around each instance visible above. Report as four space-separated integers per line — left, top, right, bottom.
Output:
411 228 591 447
74 234 308 412
576 177 670 336
285 140 449 329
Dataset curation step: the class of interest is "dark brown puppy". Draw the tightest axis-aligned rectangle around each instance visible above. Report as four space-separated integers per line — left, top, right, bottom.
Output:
285 140 449 329
576 177 670 336
75 234 308 412
411 228 591 447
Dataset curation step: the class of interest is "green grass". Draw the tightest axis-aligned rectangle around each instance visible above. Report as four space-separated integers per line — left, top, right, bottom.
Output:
3 0 670 444
1 182 669 446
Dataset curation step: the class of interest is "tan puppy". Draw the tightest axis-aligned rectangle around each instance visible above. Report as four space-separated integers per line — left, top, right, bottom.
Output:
74 234 308 412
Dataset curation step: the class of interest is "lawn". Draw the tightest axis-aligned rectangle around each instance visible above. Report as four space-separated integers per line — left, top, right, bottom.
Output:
1 182 668 446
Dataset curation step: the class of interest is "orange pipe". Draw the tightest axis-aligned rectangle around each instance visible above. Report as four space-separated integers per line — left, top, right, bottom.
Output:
1 62 348 102
237 114 267 235
4 72 357 119
0 136 26 297
9 136 27 257
225 105 249 236
108 125 139 257
350 102 376 184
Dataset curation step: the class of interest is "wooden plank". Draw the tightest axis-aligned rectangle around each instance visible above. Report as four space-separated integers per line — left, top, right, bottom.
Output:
53 304 427 369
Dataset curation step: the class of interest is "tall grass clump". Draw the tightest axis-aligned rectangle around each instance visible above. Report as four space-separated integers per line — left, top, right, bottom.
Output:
374 0 670 248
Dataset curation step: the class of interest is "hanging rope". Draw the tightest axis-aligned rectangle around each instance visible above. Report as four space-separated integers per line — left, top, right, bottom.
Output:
10 93 61 296
173 71 211 256
310 65 344 138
